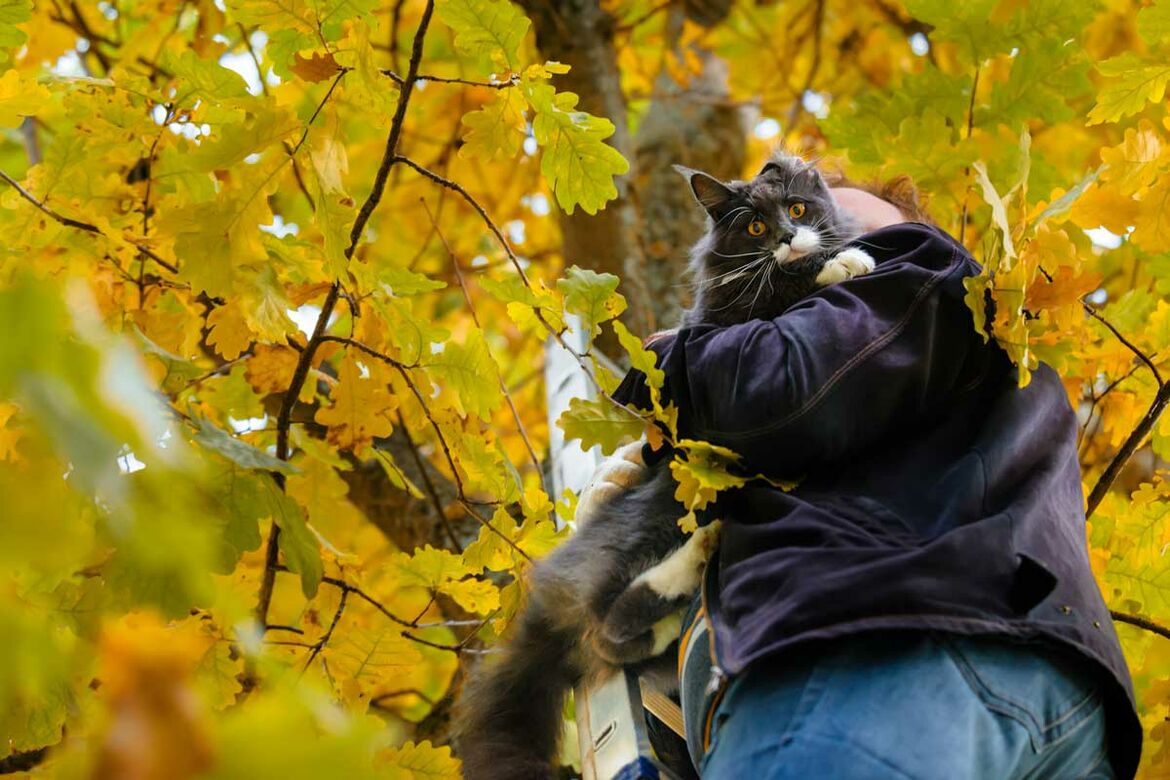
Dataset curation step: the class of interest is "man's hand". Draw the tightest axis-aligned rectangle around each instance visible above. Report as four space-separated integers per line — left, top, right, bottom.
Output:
575 438 647 526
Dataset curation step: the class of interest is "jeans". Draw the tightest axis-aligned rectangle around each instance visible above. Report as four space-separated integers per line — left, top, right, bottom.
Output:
696 633 1114 779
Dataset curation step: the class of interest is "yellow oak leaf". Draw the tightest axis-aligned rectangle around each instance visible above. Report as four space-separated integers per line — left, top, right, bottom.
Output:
1088 54 1170 125
1100 391 1143 449
460 86 527 159
1026 266 1102 311
307 137 355 279
94 614 214 780
0 69 49 128
377 740 462 780
669 440 747 532
423 328 501 421
462 508 519 573
314 355 397 452
206 304 253 361
438 578 500 615
513 515 565 558
291 51 341 82
244 344 299 395
0 401 22 461
1131 175 1170 253
1099 120 1164 195
1069 182 1140 234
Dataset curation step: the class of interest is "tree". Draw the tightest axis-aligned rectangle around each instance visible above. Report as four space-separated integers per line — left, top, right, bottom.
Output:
1 0 1170 776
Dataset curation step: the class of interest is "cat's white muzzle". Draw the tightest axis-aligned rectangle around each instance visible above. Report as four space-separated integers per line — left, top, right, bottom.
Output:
775 227 821 263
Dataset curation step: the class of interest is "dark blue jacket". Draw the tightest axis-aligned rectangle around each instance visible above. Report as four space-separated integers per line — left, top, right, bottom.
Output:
614 222 1141 776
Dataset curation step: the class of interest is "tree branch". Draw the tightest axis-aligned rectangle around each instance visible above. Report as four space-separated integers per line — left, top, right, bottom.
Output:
1082 300 1163 387
256 0 437 631
397 410 465 553
1111 610 1170 641
394 155 530 286
0 168 179 274
1086 382 1170 519
302 587 348 672
1080 299 1169 519
421 198 546 491
381 70 518 89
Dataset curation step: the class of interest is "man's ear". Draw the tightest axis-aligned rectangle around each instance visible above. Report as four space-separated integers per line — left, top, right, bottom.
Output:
673 164 734 219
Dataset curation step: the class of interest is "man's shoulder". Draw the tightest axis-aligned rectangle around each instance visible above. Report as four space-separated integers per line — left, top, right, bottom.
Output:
860 222 979 277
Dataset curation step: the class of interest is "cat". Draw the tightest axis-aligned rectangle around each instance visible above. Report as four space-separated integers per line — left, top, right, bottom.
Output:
453 152 875 780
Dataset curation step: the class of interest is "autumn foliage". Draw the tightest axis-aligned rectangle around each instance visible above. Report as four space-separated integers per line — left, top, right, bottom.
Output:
2 0 1170 776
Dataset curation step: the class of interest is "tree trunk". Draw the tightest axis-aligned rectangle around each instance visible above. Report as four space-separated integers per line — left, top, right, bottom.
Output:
519 0 652 343
521 1 749 337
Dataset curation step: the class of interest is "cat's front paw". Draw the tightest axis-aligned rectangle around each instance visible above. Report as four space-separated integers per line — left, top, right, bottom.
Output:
816 247 875 286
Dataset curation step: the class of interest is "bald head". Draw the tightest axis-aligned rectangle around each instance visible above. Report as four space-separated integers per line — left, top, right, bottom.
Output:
831 187 907 233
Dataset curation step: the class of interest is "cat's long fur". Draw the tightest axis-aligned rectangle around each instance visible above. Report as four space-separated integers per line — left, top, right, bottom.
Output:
454 153 873 780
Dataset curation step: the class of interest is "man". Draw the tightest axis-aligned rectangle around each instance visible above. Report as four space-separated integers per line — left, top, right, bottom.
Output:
607 187 1141 778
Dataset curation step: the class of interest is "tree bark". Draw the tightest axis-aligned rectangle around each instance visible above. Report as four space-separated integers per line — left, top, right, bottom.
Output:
634 44 748 326
519 0 653 342
521 1 749 335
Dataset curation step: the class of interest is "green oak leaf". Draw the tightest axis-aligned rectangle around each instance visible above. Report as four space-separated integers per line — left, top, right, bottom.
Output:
556 396 643 455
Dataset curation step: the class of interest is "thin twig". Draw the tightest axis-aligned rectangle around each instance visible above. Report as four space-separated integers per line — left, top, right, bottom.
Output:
0 168 102 234
289 68 350 157
0 169 179 273
319 574 415 627
67 1 112 72
397 410 465 552
302 587 348 672
238 23 269 97
389 0 405 72
256 0 437 631
319 334 413 368
958 65 981 244
1082 301 1163 387
615 0 673 33
420 198 546 490
381 70 518 89
393 362 534 563
1079 364 1142 451
1078 298 1170 518
393 156 530 286
400 630 490 654
1111 610 1170 641
1086 382 1170 519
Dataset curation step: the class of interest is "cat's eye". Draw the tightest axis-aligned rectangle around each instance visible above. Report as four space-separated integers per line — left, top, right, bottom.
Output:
788 202 807 219
747 220 766 236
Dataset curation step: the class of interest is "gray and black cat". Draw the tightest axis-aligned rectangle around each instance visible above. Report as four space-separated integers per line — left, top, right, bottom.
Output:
454 153 874 780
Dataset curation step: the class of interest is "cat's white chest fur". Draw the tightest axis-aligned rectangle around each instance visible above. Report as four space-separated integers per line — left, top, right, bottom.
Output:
816 247 875 285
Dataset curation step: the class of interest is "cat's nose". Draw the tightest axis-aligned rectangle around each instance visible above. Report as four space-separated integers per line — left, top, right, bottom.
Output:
776 233 793 246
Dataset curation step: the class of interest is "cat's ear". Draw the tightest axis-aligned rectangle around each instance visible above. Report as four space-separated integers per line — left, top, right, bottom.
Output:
674 165 734 218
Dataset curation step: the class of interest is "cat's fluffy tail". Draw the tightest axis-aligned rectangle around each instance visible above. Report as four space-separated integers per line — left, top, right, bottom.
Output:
454 581 580 780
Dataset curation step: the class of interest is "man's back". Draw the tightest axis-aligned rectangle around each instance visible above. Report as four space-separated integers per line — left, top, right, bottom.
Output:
617 221 1141 776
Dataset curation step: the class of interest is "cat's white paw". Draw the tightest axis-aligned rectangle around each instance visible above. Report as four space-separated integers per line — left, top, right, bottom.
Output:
816 247 875 286
575 438 647 526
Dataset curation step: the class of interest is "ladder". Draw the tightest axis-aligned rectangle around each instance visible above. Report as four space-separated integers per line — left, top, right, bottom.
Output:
544 317 685 780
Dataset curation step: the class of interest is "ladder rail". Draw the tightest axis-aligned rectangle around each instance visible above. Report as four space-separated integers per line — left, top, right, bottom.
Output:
544 316 670 780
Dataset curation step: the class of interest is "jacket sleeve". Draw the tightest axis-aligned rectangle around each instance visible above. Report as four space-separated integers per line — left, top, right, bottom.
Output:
614 223 985 479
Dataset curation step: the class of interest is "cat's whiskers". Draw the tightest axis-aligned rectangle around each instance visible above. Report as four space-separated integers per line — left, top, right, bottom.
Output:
700 255 769 288
846 237 896 252
746 258 777 320
708 258 772 312
716 206 751 226
712 249 769 259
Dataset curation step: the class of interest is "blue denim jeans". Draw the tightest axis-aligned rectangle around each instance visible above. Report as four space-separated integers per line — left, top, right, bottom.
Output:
695 633 1114 779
